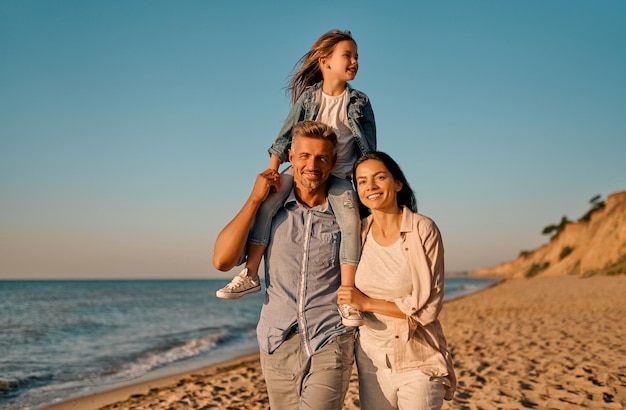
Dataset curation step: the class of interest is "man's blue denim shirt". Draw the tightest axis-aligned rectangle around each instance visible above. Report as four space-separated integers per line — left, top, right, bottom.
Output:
268 81 377 164
256 190 354 358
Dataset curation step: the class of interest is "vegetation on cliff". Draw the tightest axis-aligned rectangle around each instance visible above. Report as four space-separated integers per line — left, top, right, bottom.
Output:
540 194 605 241
471 191 626 279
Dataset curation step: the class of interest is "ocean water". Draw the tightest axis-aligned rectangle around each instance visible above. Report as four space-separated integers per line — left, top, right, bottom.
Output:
0 277 498 410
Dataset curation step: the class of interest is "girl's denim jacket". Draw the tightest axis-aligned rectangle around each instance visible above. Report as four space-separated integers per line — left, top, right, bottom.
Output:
268 81 377 163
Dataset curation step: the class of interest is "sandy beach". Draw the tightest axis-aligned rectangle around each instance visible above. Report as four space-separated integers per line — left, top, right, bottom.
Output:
46 275 626 409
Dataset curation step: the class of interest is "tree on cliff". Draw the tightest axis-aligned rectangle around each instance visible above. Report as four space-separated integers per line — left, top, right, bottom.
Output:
579 194 605 222
542 215 571 240
542 194 605 240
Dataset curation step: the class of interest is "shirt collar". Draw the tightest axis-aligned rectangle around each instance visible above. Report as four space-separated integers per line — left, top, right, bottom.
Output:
286 188 330 213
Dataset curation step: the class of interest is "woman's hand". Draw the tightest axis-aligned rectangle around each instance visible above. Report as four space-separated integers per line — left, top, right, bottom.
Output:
339 285 407 319
337 285 369 312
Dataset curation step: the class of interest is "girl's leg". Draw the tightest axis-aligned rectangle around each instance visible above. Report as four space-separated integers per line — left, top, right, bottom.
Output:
248 167 294 249
328 177 362 267
215 167 293 299
243 244 265 277
328 177 363 326
337 266 362 326
340 265 356 287
246 166 294 276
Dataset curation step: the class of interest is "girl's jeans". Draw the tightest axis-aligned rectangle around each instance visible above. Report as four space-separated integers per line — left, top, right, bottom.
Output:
248 166 361 266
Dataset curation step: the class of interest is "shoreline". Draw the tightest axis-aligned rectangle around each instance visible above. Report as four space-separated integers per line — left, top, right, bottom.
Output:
37 277 499 410
41 278 499 410
45 275 626 409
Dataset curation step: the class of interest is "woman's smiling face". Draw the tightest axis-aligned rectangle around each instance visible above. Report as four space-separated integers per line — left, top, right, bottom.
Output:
354 159 402 211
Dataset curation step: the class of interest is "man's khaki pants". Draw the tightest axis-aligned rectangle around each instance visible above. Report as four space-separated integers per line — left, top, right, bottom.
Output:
260 331 355 410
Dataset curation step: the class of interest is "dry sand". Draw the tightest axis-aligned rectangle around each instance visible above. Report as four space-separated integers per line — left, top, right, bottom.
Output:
46 275 626 409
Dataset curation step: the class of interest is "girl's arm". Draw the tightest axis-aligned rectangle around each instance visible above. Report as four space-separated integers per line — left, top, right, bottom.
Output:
268 154 281 172
268 93 307 163
362 99 377 151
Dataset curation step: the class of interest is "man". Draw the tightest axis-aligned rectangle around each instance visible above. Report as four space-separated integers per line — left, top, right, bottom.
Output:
212 120 355 409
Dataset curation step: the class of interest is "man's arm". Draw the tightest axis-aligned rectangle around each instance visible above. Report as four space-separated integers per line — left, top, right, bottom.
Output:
212 169 279 271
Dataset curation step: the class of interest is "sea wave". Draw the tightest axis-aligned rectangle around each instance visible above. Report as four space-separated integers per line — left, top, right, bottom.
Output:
0 374 52 400
35 330 234 396
113 333 227 381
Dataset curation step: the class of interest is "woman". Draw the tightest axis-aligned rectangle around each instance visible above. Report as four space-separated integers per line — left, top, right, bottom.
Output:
337 152 456 409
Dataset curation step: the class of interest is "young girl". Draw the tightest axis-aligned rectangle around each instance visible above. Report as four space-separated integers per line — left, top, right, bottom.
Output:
216 29 376 327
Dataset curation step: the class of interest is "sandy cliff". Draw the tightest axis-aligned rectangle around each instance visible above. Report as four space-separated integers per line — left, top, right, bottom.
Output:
471 190 626 278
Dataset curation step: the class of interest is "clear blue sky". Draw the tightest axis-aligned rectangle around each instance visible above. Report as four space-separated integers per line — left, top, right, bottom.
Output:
1 1 625 279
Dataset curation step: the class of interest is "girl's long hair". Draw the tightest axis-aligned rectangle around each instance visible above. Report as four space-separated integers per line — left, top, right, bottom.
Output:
353 151 418 213
287 30 355 104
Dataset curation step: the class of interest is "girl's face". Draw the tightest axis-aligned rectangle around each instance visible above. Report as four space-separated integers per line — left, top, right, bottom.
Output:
354 159 402 212
320 40 359 83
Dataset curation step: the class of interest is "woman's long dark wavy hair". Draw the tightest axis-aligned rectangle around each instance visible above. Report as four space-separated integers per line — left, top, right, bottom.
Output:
286 30 355 104
353 151 418 214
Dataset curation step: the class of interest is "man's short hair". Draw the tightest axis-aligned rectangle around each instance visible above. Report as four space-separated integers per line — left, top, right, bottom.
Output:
292 120 338 148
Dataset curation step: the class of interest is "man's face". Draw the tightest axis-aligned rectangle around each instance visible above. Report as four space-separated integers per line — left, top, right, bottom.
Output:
289 135 336 192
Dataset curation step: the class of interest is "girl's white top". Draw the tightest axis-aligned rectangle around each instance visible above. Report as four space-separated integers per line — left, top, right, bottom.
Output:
317 89 356 178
